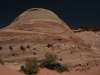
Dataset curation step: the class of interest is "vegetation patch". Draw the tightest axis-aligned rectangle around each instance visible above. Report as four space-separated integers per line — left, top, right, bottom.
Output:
20 58 39 75
20 52 69 75
40 52 69 73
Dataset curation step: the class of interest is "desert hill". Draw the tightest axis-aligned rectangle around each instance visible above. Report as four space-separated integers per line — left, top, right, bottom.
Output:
0 8 100 72
0 8 91 52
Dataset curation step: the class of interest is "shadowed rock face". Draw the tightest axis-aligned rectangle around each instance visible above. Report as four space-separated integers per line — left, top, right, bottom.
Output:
0 8 92 63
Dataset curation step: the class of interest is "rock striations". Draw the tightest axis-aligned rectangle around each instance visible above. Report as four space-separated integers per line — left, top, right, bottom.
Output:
0 8 91 52
0 8 99 71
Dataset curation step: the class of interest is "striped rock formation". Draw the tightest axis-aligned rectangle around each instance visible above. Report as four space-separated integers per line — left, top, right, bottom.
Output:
1 8 99 71
0 8 91 53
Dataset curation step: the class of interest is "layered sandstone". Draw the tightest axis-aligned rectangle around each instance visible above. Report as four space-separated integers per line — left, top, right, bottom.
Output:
0 8 100 71
0 8 91 52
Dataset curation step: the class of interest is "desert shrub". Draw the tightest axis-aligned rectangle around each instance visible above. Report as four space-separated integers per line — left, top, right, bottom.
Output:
40 52 57 70
40 61 56 70
45 52 57 63
55 63 69 73
40 61 69 73
40 52 69 73
20 58 39 75
0 57 4 65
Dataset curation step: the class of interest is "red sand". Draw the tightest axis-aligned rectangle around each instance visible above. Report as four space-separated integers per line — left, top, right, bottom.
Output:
37 67 100 75
0 64 25 75
0 64 100 75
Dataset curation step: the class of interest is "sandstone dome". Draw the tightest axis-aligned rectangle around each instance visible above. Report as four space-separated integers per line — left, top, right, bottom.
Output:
0 8 92 62
1 8 99 72
5 8 71 34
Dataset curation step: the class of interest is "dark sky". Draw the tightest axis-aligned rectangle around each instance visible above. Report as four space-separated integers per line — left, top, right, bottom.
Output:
0 0 100 29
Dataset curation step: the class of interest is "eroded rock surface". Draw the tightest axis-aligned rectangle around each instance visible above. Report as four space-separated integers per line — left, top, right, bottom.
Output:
0 8 91 52
0 8 100 71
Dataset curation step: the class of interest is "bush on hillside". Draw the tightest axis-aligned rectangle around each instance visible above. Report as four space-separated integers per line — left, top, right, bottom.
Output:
20 52 69 74
20 58 39 75
40 52 69 73
55 63 69 73
44 52 57 63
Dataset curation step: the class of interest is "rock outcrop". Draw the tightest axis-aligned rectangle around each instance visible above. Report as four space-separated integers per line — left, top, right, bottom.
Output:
1 8 99 71
0 8 91 52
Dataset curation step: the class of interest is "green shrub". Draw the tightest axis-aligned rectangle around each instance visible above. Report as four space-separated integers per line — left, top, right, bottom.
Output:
40 52 57 70
45 52 57 63
40 61 69 73
40 61 56 70
40 52 69 73
55 63 69 73
20 58 39 75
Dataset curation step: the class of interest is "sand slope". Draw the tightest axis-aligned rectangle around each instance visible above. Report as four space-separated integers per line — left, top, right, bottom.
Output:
37 67 100 75
0 64 25 75
1 64 100 75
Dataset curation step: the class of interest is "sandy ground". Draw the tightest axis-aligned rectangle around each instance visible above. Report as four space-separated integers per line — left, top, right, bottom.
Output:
1 64 100 75
0 64 25 75
37 67 100 75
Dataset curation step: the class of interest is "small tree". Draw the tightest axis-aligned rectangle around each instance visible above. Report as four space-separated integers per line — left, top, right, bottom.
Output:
20 58 39 75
